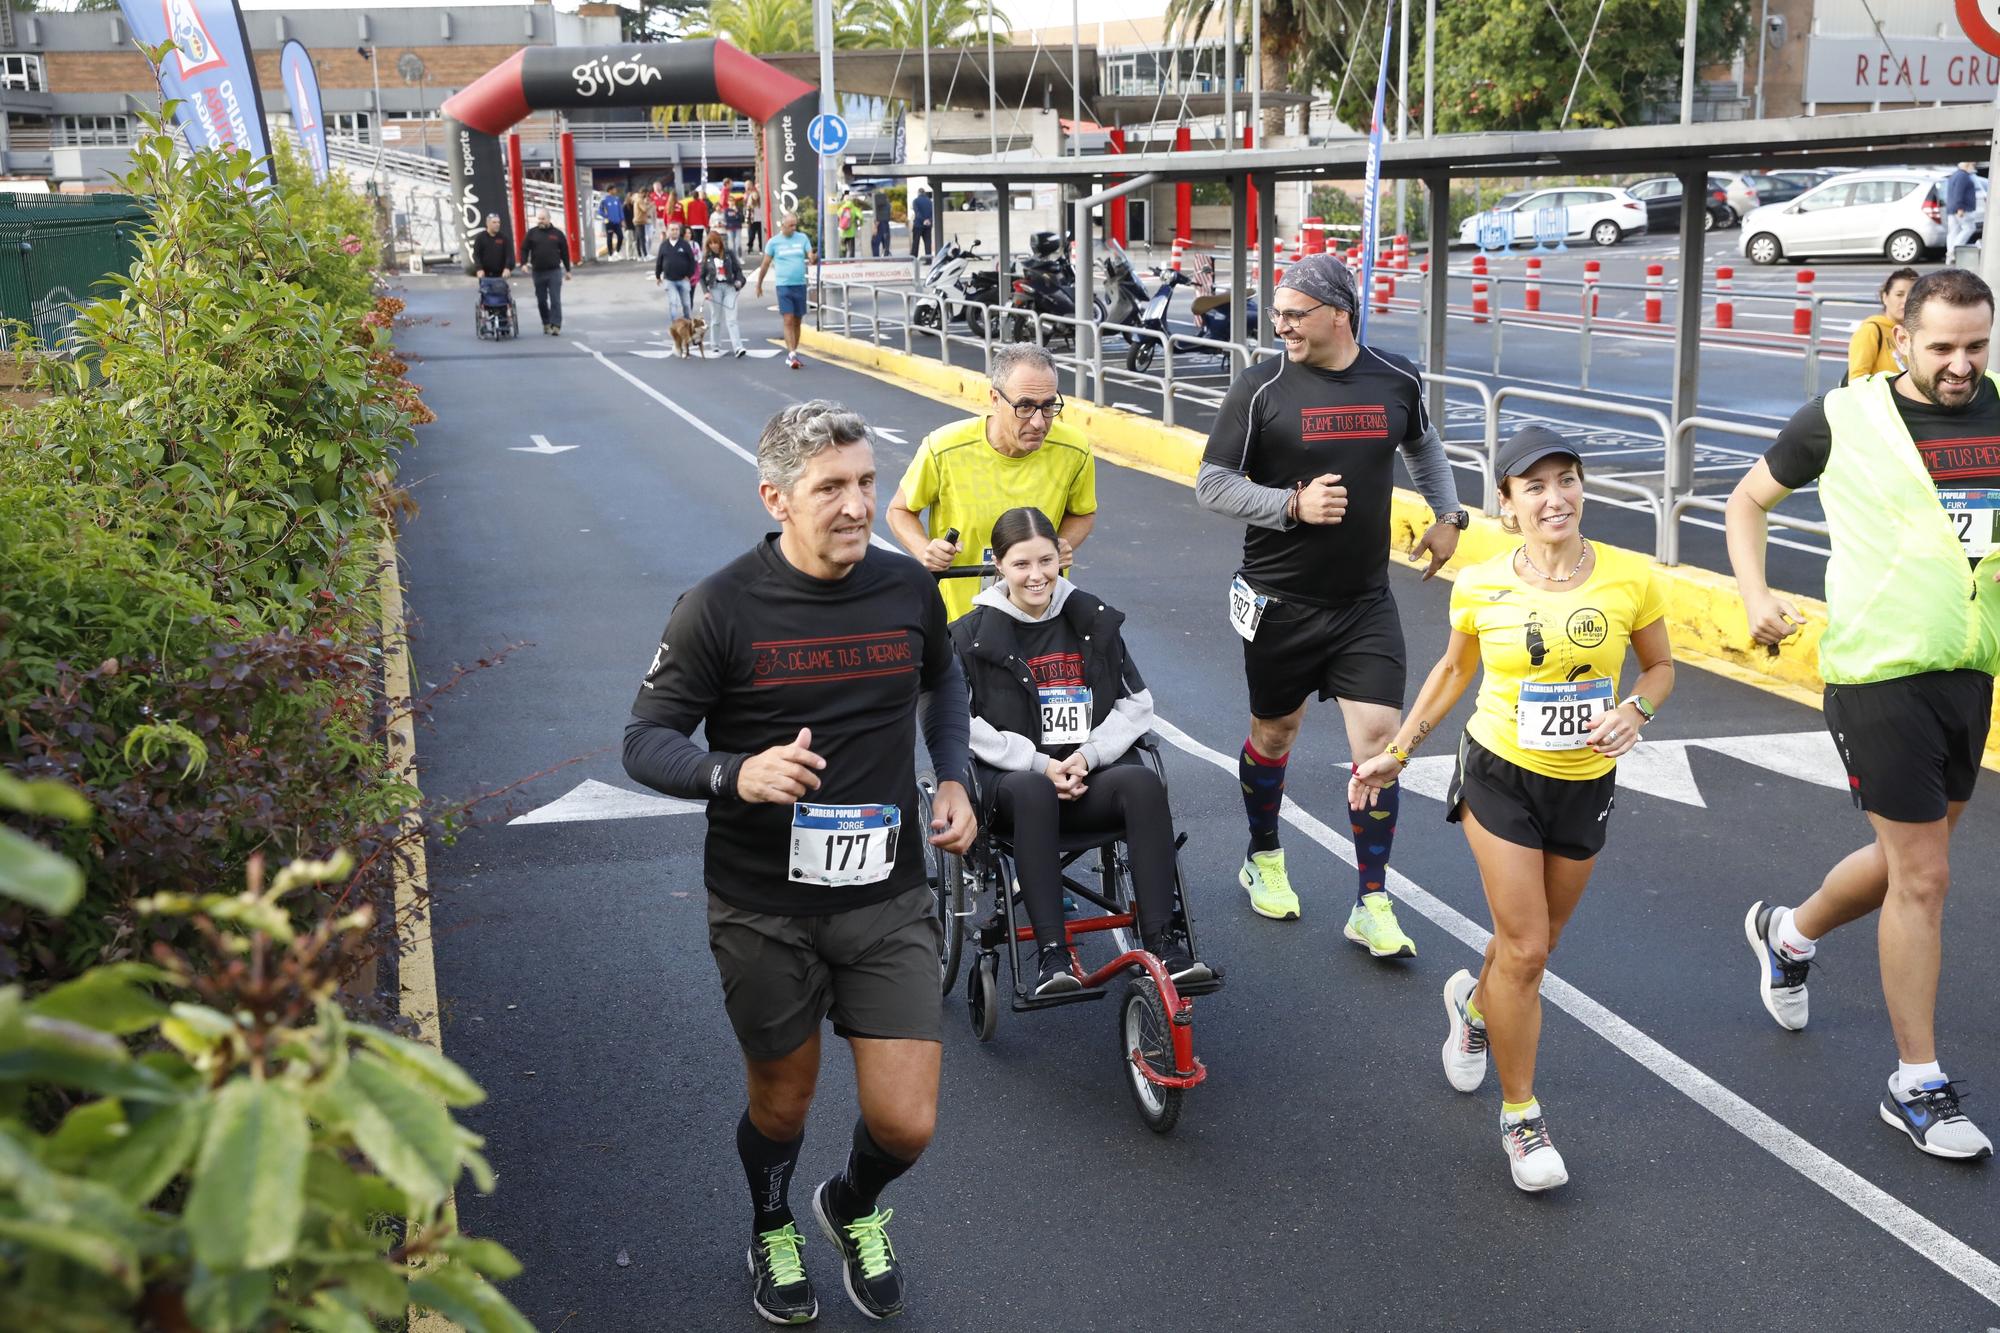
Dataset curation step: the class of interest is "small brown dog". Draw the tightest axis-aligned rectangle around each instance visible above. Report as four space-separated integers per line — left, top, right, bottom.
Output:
669 316 708 358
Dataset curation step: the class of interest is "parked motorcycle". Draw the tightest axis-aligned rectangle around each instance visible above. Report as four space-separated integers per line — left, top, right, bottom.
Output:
1126 266 1260 372
1099 241 1154 335
913 237 981 330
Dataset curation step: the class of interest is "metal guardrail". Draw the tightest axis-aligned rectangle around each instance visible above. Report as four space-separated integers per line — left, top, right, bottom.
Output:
813 277 1839 570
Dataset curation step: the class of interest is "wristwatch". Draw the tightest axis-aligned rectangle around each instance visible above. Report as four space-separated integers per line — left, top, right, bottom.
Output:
1620 694 1656 724
1439 509 1471 530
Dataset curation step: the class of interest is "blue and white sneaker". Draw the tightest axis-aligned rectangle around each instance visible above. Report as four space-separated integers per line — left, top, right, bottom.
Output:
1744 901 1810 1031
1880 1078 1993 1160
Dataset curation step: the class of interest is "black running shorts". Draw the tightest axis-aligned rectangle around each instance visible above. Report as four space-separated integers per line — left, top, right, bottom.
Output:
1241 584 1407 719
1446 734 1616 861
706 884 943 1061
1823 668 1993 824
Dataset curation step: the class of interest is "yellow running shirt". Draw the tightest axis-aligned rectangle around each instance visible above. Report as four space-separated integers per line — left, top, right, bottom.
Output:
896 416 1097 621
1448 542 1668 781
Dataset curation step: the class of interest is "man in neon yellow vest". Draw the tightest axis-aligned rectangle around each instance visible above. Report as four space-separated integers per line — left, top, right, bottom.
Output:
1726 268 2000 1162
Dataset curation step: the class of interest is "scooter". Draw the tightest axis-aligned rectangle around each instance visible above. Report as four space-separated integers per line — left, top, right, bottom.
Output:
1126 267 1260 372
1099 241 1154 337
1003 253 1101 345
913 237 981 330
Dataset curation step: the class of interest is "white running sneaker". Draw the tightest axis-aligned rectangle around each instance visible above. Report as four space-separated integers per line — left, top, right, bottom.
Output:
1879 1077 1995 1160
1441 969 1488 1093
1744 901 1810 1031
1501 1110 1569 1192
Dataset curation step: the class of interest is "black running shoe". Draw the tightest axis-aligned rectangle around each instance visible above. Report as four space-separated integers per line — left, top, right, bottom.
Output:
812 1180 904 1320
746 1222 817 1325
1034 944 1082 996
1145 936 1212 986
1879 1078 1994 1160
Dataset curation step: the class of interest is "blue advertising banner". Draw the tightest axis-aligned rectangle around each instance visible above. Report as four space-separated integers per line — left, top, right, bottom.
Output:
118 0 273 172
278 39 328 184
1356 0 1395 343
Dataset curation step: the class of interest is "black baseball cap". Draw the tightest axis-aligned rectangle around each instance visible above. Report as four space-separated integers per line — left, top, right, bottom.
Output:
1496 425 1580 479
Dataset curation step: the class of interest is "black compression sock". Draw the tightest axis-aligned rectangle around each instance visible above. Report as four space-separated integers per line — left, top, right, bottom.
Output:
825 1118 916 1221
737 1110 803 1234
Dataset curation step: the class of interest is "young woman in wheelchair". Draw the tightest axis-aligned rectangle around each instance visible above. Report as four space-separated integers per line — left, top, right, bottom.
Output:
951 506 1211 997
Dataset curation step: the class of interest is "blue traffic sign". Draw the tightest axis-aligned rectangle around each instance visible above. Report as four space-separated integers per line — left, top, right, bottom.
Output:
807 113 850 156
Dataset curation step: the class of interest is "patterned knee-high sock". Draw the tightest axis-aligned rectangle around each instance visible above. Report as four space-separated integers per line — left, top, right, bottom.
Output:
1352 778 1399 903
1239 739 1287 857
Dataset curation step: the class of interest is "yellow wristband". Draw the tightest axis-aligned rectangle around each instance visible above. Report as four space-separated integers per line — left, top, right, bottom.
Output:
1384 742 1410 766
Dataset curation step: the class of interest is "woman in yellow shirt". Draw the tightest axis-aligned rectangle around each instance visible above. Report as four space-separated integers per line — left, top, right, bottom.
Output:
1847 266 1918 381
1350 426 1676 1194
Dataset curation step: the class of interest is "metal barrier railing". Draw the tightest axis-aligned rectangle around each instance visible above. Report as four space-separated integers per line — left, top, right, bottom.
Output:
1666 416 1828 551
810 278 1837 571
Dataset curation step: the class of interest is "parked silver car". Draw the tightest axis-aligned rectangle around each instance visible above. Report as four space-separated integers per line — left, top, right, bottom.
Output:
1739 169 1979 265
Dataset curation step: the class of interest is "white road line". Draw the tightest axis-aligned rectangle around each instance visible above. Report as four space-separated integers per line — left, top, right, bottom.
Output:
582 312 1994 1306
1144 717 2000 1309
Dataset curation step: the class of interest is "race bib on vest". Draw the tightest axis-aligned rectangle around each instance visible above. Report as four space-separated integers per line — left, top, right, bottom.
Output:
1228 575 1269 642
1940 490 2000 559
789 803 900 887
1517 679 1614 751
1038 686 1092 745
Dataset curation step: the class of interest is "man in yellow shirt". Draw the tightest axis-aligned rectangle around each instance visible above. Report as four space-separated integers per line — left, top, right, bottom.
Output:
887 344 1097 621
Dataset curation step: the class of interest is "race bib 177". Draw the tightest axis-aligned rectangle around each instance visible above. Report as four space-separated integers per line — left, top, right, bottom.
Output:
789 803 900 887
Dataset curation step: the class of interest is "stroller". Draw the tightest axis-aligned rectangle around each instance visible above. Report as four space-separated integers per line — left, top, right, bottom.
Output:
475 276 518 340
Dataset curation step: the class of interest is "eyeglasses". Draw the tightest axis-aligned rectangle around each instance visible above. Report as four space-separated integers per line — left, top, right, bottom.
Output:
1271 302 1327 328
1000 394 1065 421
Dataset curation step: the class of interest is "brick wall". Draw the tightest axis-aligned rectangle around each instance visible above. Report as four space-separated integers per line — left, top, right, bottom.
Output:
45 44 529 96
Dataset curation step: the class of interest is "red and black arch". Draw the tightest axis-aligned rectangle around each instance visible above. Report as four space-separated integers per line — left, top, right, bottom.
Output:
440 40 817 255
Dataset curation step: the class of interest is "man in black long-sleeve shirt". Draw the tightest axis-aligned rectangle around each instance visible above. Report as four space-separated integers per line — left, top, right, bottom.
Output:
469 212 511 278
623 401 974 1326
521 210 570 336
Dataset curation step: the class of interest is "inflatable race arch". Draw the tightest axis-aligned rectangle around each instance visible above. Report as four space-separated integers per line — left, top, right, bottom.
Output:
441 39 817 255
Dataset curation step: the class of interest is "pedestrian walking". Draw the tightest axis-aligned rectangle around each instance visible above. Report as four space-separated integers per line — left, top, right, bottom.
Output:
909 187 934 258
597 189 625 258
688 187 711 250
1729 267 2000 1162
754 210 816 369
622 400 976 1324
655 220 699 329
745 186 765 253
700 228 748 358
1946 162 1981 253
627 188 653 260
1352 426 1675 1193
721 186 746 256
871 187 892 258
1848 267 1918 382
837 192 862 259
1194 252 1467 941
522 209 571 336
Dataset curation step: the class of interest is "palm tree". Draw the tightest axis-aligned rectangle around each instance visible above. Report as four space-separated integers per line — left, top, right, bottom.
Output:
1163 0 1375 138
854 0 1011 48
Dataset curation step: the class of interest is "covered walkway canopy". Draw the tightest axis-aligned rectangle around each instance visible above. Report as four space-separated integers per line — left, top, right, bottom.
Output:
873 102 1995 456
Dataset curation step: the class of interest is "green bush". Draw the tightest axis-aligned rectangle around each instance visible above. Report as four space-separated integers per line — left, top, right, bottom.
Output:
0 782 528 1331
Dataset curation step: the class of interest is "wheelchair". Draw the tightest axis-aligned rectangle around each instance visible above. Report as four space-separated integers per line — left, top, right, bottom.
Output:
475 276 519 340
916 735 1222 1134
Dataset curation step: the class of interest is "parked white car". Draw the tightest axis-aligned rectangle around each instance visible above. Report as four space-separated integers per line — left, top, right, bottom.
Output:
1711 172 1764 226
1456 186 1649 249
1739 169 1983 265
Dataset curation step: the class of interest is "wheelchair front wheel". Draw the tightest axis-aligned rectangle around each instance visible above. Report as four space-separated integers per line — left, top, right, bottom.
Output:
1120 978 1184 1134
916 770 966 995
967 952 999 1043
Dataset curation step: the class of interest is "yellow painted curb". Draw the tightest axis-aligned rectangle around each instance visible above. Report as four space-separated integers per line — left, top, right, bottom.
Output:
379 534 462 1333
797 325 1877 727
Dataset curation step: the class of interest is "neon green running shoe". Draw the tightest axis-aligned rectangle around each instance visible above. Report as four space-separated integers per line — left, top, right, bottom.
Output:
1239 850 1301 920
813 1181 904 1319
746 1221 817 1325
1345 890 1416 958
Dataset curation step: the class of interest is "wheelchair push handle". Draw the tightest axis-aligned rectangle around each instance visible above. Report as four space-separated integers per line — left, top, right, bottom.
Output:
931 527 996 580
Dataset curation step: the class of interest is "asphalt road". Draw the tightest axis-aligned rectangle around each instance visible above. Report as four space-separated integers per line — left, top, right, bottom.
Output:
394 265 2000 1333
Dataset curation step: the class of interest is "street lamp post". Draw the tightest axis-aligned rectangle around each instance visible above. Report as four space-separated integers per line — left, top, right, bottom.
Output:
357 45 385 184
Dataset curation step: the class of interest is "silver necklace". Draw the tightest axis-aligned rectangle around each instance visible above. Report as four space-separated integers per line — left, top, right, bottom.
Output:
1518 538 1590 583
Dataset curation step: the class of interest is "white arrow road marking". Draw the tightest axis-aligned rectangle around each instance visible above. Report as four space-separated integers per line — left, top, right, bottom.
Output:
512 434 578 455
509 779 704 825
872 426 907 444
1688 729 1848 791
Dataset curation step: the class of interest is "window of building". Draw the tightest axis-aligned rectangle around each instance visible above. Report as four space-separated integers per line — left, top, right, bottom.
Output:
327 111 373 141
56 115 132 147
0 53 45 93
